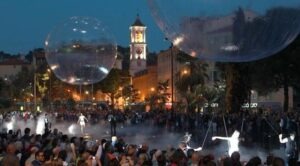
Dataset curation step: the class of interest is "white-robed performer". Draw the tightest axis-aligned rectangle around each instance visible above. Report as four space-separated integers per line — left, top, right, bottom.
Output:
78 113 88 134
212 130 240 156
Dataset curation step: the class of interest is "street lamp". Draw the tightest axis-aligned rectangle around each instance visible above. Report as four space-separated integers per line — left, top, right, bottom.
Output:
150 87 155 92
165 38 174 110
171 43 174 110
164 37 177 110
47 69 52 111
85 90 89 102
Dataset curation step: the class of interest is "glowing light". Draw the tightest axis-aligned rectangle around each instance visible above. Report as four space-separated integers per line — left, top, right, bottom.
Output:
5 121 14 131
68 124 76 135
190 51 197 57
99 67 109 74
182 69 188 75
36 115 45 135
81 30 87 34
50 64 59 70
68 77 76 84
173 36 184 46
221 44 239 52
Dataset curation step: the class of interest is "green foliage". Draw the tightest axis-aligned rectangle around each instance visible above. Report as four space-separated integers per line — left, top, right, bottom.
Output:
222 63 251 113
146 80 170 110
11 67 34 99
121 85 139 104
175 51 209 112
249 35 300 111
95 68 130 108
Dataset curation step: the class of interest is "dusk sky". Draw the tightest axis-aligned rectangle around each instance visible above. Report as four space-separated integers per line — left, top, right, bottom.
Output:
0 0 169 54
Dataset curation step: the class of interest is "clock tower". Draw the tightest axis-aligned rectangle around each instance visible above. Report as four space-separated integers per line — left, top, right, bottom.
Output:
130 14 147 76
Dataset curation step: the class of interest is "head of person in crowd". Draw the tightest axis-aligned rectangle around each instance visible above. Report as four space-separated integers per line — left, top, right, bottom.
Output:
104 142 114 154
156 151 166 166
265 154 274 166
125 144 137 156
170 149 188 165
139 143 149 154
6 143 17 155
272 157 285 166
33 150 45 164
190 151 201 165
245 156 262 166
231 151 242 166
24 128 30 136
2 154 20 166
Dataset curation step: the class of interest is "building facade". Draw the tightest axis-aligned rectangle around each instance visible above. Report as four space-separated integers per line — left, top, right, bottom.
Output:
0 58 31 80
132 66 157 101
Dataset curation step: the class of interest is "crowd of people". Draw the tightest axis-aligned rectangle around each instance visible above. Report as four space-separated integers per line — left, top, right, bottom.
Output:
0 125 292 166
0 108 299 165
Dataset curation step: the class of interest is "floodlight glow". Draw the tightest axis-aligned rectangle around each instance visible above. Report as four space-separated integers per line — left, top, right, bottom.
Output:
173 36 184 46
99 67 109 74
68 124 76 135
36 116 45 135
5 121 14 131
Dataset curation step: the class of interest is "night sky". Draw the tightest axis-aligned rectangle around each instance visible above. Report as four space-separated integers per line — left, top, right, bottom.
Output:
1 0 299 55
0 0 168 54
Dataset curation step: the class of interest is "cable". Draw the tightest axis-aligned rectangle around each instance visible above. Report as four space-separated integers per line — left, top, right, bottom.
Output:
263 117 279 135
240 114 245 133
201 112 214 149
223 114 230 153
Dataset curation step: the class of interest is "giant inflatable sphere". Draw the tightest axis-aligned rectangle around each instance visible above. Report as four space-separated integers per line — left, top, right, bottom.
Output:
45 17 116 85
147 0 300 62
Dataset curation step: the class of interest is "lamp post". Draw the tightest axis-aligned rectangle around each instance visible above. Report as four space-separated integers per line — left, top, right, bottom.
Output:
164 37 175 110
170 43 174 110
47 69 52 111
34 73 37 111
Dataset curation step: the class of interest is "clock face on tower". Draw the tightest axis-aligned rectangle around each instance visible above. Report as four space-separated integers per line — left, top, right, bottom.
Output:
136 47 143 55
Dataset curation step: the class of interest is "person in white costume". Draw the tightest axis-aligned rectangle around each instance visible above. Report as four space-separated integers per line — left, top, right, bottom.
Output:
212 130 240 156
78 113 88 134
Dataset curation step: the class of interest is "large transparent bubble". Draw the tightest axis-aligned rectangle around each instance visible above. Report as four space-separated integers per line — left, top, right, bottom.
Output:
147 0 300 62
45 17 116 85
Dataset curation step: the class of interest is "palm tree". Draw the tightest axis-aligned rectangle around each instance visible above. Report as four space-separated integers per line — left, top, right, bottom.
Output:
175 51 209 112
146 80 170 110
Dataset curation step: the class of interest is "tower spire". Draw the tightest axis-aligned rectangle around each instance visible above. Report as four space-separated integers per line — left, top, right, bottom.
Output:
132 14 144 27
